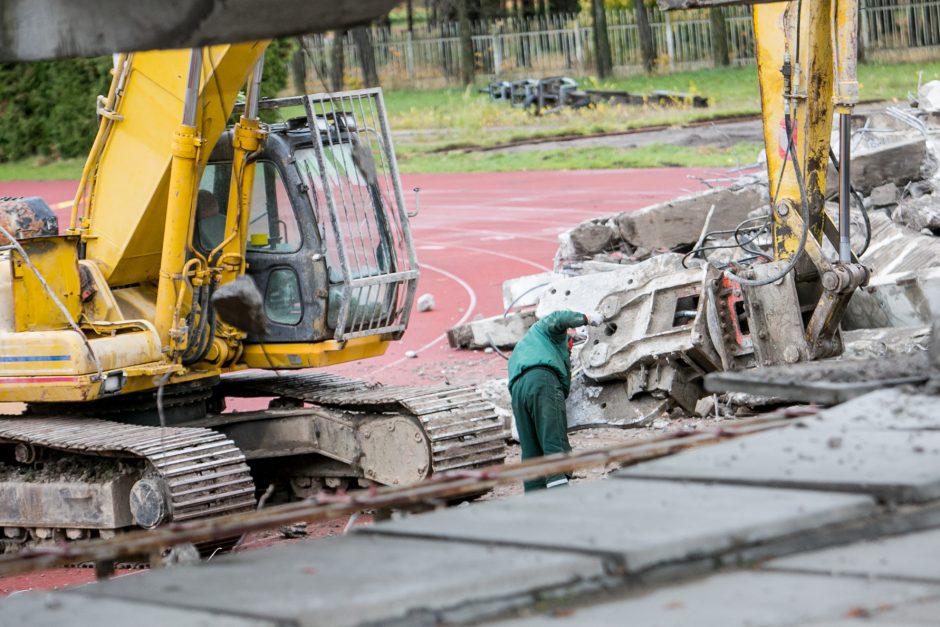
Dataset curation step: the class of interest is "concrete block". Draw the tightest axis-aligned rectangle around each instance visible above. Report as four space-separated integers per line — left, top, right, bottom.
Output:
616 181 767 250
447 310 536 349
619 407 940 503
364 478 875 573
894 194 940 235
502 272 556 310
826 138 932 195
869 182 900 207
495 571 940 627
569 223 617 255
43 535 606 627
843 266 940 330
536 254 685 319
857 211 940 278
0 592 270 627
766 527 940 583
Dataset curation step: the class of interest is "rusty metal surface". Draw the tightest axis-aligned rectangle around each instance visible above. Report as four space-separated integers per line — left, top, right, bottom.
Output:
218 372 507 475
0 474 137 529
0 418 256 527
0 197 58 245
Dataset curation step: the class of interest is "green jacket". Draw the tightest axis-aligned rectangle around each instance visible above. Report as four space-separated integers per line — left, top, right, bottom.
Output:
508 310 587 398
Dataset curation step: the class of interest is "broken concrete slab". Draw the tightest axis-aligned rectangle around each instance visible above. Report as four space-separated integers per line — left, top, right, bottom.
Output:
569 222 617 256
827 138 933 195
799 388 940 432
767 527 940 583
26 535 607 627
869 182 900 208
841 326 932 359
502 272 555 310
619 406 940 503
843 266 940 330
363 478 876 574
856 210 940 278
615 180 768 251
536 254 685 319
448 310 536 350
0 592 273 627
495 571 940 627
894 193 940 235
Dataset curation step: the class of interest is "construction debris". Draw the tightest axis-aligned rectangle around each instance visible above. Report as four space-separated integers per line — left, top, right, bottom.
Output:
446 310 536 350
417 293 436 312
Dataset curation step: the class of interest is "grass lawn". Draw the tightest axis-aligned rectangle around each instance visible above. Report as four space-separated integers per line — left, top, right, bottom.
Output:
1 59 937 180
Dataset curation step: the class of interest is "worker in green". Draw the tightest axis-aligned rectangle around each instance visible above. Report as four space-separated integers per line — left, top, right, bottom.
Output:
508 309 604 492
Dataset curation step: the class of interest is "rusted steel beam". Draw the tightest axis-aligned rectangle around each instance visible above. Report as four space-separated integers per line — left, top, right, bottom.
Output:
0 408 815 577
657 0 781 9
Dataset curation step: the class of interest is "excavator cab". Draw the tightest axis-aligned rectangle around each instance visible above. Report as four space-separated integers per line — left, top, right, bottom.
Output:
199 89 418 367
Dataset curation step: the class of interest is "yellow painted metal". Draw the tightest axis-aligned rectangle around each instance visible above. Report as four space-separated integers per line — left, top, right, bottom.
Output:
832 0 860 112
239 337 391 370
10 237 81 332
753 1 835 260
79 43 268 287
218 117 267 281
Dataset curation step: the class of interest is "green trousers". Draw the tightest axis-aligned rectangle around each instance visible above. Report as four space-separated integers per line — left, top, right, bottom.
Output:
510 367 571 492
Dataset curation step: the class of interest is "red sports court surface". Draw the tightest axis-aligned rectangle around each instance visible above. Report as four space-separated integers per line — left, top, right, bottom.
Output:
3 169 722 385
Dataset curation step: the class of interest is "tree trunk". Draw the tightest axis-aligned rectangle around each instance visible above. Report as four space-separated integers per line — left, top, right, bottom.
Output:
591 0 612 78
709 7 729 67
352 26 380 88
406 0 414 34
634 0 656 74
458 0 475 85
290 37 307 93
330 30 345 91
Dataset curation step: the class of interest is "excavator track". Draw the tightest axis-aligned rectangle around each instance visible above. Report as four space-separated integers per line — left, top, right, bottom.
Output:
0 418 256 541
219 372 508 475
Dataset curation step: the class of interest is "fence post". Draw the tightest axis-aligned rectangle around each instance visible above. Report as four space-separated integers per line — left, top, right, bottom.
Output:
574 22 584 70
493 27 502 76
665 12 675 69
860 5 871 52
406 31 415 80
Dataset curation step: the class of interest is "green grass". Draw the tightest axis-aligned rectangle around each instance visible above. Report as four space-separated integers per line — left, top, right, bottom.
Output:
0 157 84 181
2 59 937 180
398 141 765 173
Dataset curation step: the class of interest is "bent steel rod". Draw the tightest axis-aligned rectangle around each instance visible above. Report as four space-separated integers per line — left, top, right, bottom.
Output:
0 407 816 577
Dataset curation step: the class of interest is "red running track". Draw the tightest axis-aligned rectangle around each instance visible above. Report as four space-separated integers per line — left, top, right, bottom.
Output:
2 169 722 385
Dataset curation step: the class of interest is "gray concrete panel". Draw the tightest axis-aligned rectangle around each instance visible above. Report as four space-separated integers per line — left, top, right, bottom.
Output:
493 571 940 627
363 479 875 573
618 420 940 503
766 527 940 582
812 389 940 432
34 535 604 627
0 592 273 627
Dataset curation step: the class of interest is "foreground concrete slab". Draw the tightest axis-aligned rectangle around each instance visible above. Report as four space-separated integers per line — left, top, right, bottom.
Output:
619 410 940 503
5 535 606 627
802 598 940 626
493 571 940 627
363 478 875 574
766 527 940 583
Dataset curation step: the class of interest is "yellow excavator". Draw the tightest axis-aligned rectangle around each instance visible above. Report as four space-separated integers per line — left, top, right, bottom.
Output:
0 26 506 546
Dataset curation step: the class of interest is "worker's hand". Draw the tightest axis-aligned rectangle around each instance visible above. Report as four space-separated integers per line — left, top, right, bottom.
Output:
585 311 605 327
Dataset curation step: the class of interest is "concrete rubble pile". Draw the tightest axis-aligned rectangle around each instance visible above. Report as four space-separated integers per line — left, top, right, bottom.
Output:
450 102 940 431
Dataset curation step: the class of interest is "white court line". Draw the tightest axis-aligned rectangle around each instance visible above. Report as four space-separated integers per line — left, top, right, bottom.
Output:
422 242 551 273
369 261 477 375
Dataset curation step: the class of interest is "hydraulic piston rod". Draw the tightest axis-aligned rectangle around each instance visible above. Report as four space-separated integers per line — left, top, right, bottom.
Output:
838 113 852 263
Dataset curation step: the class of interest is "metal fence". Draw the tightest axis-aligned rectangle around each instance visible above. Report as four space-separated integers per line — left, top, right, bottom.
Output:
300 1 940 89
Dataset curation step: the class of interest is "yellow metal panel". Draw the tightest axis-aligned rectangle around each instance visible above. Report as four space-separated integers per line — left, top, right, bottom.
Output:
11 236 81 332
754 1 834 260
82 43 268 286
239 337 391 369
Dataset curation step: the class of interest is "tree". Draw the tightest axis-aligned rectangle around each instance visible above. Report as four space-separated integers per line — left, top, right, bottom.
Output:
330 31 345 91
351 26 380 88
591 0 612 78
709 7 729 67
633 0 656 74
457 0 475 85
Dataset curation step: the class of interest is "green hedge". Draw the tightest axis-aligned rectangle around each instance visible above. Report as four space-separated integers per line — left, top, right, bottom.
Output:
0 41 294 163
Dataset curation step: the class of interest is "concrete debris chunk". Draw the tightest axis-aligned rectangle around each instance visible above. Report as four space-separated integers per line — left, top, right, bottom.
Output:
212 275 267 335
615 179 768 251
447 310 536 350
919 79 940 112
502 272 555 310
569 223 617 256
843 267 940 330
892 193 940 235
856 210 940 277
566 375 670 430
416 293 436 312
694 395 718 418
827 138 933 195
868 182 900 208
